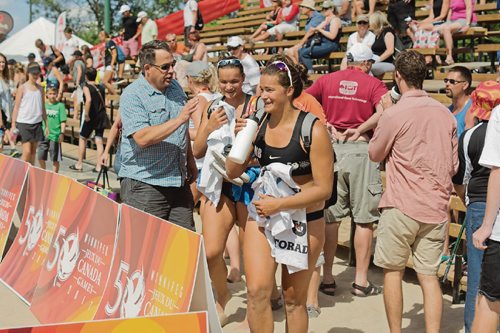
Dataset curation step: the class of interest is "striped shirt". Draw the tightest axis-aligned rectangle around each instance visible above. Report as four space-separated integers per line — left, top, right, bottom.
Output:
119 75 188 187
452 121 490 205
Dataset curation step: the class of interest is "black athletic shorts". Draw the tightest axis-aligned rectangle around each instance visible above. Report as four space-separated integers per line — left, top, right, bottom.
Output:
479 239 500 302
388 0 415 33
17 122 44 143
80 119 104 139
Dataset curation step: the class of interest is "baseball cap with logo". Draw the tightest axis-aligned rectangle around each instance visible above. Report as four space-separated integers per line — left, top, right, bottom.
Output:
136 11 148 22
119 4 131 14
357 14 369 23
299 0 317 10
347 43 379 63
227 36 245 48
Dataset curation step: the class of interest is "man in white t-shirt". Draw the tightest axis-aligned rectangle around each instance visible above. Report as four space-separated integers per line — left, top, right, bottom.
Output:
472 105 500 332
183 0 198 47
227 36 261 95
137 11 158 45
62 27 79 64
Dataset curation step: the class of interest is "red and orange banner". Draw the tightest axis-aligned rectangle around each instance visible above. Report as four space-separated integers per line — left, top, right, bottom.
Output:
0 312 208 333
95 205 201 320
30 182 119 323
0 167 69 304
0 154 28 259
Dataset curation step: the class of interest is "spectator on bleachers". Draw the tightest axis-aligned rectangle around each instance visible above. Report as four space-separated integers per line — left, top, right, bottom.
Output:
407 19 442 66
137 11 158 45
184 30 208 62
453 80 500 333
119 4 140 61
0 53 12 153
62 27 79 65
183 0 198 48
165 33 188 60
307 43 386 298
98 31 120 96
369 50 458 333
354 0 375 16
81 45 94 69
227 36 261 95
287 0 324 65
43 56 64 101
370 11 396 78
69 68 108 173
119 40 198 230
434 0 477 65
387 0 415 38
250 0 283 41
331 0 353 26
340 15 374 69
445 66 474 137
298 1 342 73
251 0 300 43
35 39 64 69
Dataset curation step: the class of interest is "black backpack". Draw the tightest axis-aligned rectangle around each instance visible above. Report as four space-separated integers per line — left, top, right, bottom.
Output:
195 9 204 31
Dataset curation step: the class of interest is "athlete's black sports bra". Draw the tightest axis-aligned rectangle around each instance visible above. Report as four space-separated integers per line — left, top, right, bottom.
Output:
254 111 316 176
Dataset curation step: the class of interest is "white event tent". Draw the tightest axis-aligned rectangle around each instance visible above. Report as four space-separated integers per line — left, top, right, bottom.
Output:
0 17 91 62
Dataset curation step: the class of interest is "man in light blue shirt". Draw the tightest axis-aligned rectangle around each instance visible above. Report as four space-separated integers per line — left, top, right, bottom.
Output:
119 40 199 230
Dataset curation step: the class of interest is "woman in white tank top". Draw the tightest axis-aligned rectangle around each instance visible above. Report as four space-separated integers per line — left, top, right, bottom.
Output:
11 63 48 164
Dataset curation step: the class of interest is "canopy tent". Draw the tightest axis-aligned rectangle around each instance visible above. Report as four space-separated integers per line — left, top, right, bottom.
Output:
0 17 91 62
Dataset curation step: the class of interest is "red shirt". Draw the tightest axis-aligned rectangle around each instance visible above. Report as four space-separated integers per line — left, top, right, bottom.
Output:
306 68 387 130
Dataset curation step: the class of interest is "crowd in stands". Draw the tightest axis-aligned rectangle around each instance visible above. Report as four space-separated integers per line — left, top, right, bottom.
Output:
1 0 500 332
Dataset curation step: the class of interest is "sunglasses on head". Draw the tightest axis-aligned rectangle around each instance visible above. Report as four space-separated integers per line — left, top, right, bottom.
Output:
151 60 176 72
271 61 293 86
217 58 242 69
444 78 465 85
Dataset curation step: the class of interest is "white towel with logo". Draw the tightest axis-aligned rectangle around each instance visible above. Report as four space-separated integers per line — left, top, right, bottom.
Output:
198 101 236 205
248 163 308 274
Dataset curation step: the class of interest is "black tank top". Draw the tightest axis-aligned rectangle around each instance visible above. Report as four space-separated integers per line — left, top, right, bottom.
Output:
433 0 443 19
254 111 314 176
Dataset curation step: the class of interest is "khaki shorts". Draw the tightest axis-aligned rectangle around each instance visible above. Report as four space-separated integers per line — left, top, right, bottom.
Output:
374 208 446 275
325 141 382 224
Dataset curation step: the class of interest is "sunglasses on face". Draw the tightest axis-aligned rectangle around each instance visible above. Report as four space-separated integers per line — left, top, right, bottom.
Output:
271 61 293 86
217 58 242 69
227 46 239 51
151 60 176 72
357 21 369 25
444 78 465 85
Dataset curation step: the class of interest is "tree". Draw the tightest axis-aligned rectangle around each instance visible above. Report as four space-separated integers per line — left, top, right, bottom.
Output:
29 0 183 43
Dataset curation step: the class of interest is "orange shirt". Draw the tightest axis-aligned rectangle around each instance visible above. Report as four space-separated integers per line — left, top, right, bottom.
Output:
174 42 188 55
293 91 327 125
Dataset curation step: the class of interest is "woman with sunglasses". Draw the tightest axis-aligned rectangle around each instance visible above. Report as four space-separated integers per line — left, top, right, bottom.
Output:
340 14 376 69
192 56 259 326
298 1 342 73
226 58 333 332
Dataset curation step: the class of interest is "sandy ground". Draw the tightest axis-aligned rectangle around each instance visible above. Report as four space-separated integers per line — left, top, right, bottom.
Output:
0 155 467 332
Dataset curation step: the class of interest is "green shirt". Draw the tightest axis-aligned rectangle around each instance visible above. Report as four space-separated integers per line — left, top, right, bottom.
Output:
43 102 67 141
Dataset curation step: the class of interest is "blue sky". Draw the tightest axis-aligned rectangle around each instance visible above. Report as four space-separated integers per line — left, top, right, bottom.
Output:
1 0 30 35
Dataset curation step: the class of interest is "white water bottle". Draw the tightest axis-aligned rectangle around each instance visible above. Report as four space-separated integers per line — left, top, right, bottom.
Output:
390 85 401 104
228 115 258 164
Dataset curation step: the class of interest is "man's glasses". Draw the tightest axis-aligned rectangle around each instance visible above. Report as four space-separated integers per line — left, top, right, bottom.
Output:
444 78 466 85
217 58 242 69
357 21 369 25
151 60 176 72
271 61 293 86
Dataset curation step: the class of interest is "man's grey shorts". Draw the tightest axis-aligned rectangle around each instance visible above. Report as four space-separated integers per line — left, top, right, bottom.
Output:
121 178 195 231
325 140 382 224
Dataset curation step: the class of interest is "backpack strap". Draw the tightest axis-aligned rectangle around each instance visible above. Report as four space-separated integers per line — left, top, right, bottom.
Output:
301 112 318 153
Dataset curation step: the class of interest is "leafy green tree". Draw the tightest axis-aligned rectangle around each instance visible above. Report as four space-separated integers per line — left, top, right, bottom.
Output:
29 0 183 43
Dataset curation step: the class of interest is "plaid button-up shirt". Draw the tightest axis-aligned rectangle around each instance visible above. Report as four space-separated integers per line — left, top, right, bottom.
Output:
118 75 188 187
